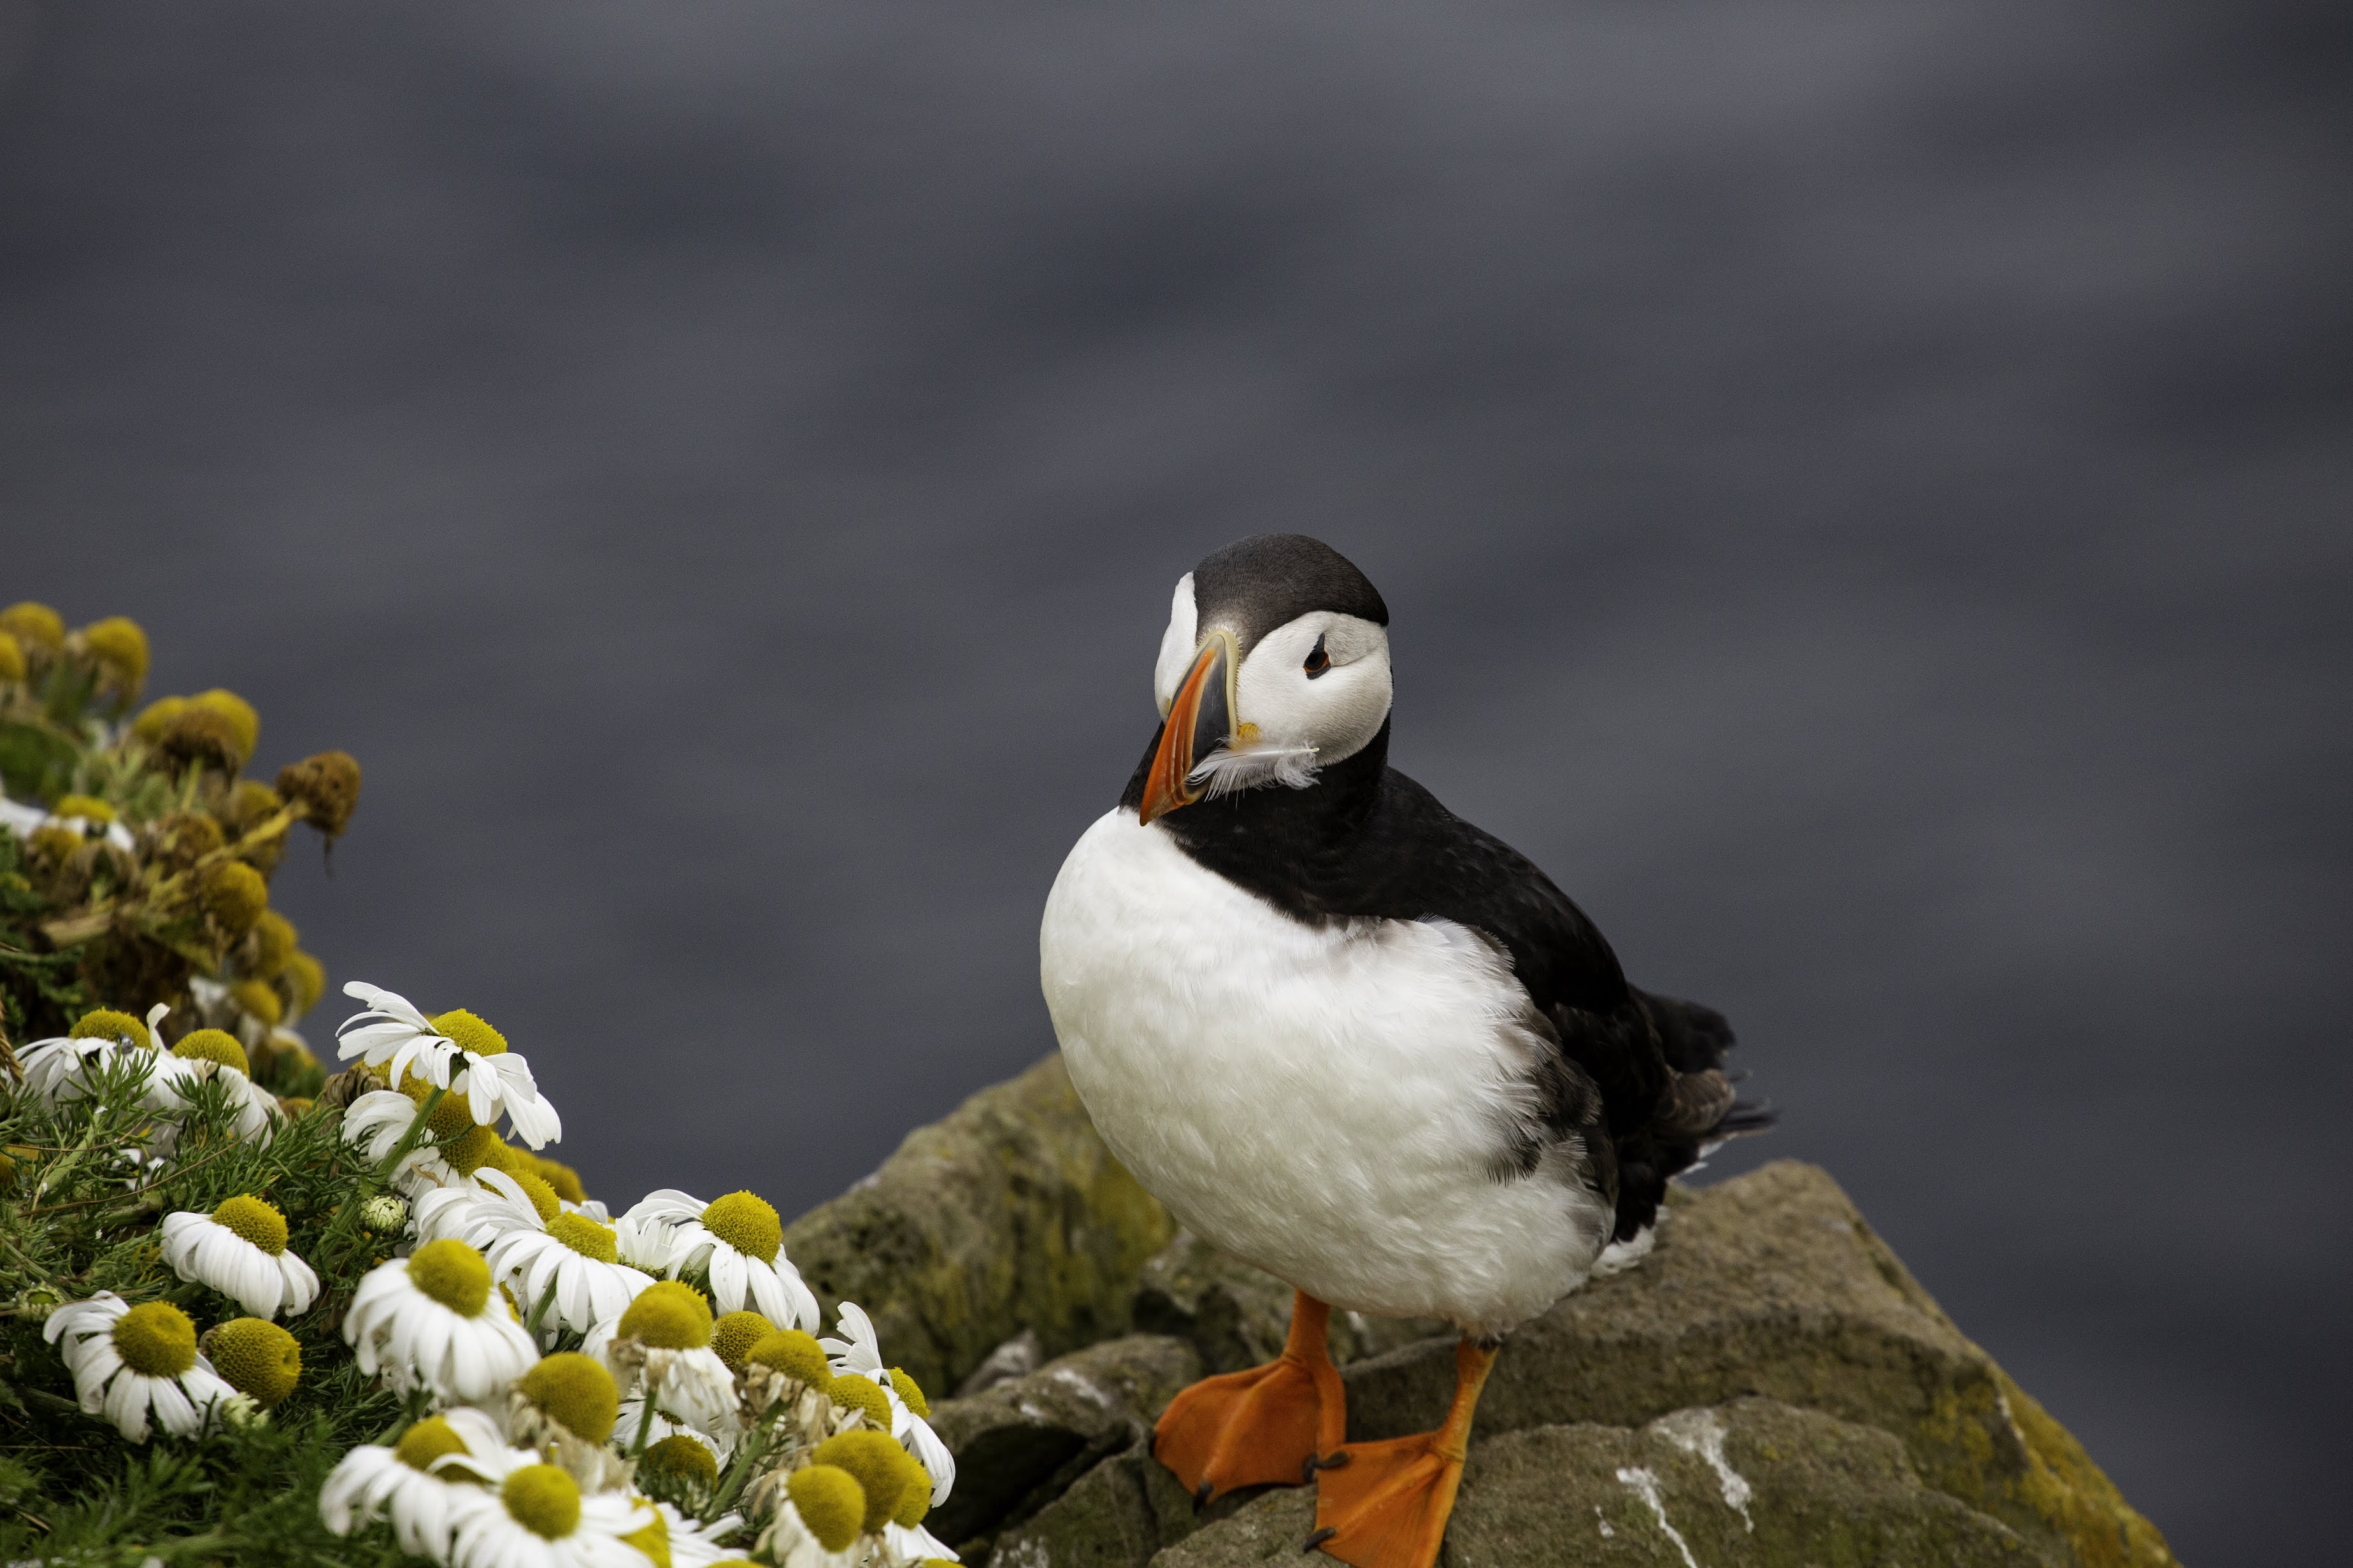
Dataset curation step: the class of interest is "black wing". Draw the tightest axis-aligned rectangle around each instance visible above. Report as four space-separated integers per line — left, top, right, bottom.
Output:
1141 723 1765 1241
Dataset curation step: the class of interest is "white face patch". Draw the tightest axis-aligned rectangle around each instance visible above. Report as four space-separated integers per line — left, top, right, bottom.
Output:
1153 574 1199 718
1229 610 1392 769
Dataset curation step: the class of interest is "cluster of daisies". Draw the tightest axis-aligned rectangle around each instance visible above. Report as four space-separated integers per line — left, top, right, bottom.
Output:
11 983 960 1567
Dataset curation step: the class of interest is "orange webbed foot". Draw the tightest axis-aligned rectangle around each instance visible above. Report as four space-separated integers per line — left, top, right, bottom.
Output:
1152 1292 1347 1502
1308 1338 1499 1568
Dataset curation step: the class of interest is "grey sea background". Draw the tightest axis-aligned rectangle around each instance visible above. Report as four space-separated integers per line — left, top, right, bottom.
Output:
3 3 2346 1558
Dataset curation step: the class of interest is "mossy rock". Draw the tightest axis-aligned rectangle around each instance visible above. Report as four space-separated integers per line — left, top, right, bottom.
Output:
926 1332 1199 1546
1157 1398 2043 1567
1133 1229 1446 1375
1336 1162 2173 1568
782 1053 1177 1401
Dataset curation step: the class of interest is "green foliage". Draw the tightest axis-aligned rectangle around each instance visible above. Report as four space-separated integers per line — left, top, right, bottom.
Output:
0 611 355 1050
0 1050 430 1560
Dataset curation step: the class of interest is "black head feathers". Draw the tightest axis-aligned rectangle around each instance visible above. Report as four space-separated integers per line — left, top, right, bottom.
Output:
1190 535 1388 655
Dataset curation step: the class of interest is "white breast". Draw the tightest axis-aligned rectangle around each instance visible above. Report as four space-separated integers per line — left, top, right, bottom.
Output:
1038 808 1612 1333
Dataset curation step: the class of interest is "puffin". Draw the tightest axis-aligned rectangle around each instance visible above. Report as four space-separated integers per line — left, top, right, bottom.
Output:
1038 534 1763 1568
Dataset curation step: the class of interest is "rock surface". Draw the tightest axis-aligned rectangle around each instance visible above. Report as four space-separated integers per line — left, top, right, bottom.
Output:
783 1057 2176 1568
781 1053 1175 1396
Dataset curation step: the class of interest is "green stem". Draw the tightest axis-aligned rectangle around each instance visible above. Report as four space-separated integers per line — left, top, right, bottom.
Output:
317 1084 448 1275
709 1420 771 1519
627 1387 659 1457
524 1276 560 1341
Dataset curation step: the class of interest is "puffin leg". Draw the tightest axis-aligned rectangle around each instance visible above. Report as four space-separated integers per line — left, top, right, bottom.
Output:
1305 1336 1498 1568
1152 1290 1348 1502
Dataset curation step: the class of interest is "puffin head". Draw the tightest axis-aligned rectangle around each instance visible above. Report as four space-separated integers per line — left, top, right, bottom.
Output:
1139 534 1391 824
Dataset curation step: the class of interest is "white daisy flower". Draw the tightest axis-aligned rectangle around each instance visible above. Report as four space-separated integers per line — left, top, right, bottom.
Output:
18 1003 172 1106
158 1194 319 1318
757 1484 860 1568
336 983 562 1148
583 1281 740 1441
441 1441 659 1568
484 1199 656 1344
0 793 137 852
659 1501 749 1567
416 1167 551 1248
345 1239 540 1404
320 1406 508 1559
887 1520 961 1564
342 1087 523 1197
821 1302 955 1506
622 1188 819 1332
156 1027 282 1144
43 1293 236 1443
615 1393 734 1462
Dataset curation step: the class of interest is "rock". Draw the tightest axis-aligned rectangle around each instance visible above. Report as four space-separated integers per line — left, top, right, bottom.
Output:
926 1333 1201 1546
782 1054 1177 1395
1336 1161 2174 1568
1134 1230 1448 1375
780 1057 2172 1568
985 1448 1204 1568
960 1329 1047 1397
1162 1399 2043 1567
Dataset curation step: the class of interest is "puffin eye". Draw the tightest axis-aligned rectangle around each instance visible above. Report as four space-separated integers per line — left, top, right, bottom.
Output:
1303 634 1331 678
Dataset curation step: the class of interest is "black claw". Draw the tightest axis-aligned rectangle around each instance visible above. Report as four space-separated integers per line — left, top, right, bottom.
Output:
1195 1479 1216 1510
1302 1526 1338 1552
1316 1450 1350 1470
1302 1455 1319 1485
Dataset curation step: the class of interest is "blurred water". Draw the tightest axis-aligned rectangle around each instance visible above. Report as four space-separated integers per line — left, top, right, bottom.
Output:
2 3 2347 1556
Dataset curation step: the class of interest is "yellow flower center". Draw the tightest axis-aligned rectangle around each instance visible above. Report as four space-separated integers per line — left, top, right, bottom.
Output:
431 1008 508 1058
131 694 185 742
394 1415 467 1472
534 1155 587 1204
111 1301 197 1377
517 1352 619 1443
442 1125 507 1177
640 1433 717 1492
173 1029 250 1076
500 1463 580 1539
209 1317 301 1407
52 794 115 824
0 601 64 650
711 1310 776 1373
407 1239 491 1315
399 1073 480 1138
508 1168 561 1224
888 1366 931 1419
746 1329 831 1392
545 1213 617 1264
211 1194 287 1255
250 909 297 978
827 1372 894 1433
786 1464 868 1553
701 1191 780 1262
199 861 269 935
82 617 150 687
229 980 283 1028
894 1458 934 1528
192 688 260 759
621 1511 673 1568
285 950 326 1017
617 1281 712 1351
810 1429 915 1534
70 1008 152 1050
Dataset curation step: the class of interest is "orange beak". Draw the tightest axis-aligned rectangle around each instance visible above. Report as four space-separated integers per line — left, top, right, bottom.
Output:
1140 633 1236 824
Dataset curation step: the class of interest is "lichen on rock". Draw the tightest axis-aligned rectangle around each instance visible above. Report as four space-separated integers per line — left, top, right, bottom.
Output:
806 1062 2175 1568
780 1053 1177 1399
